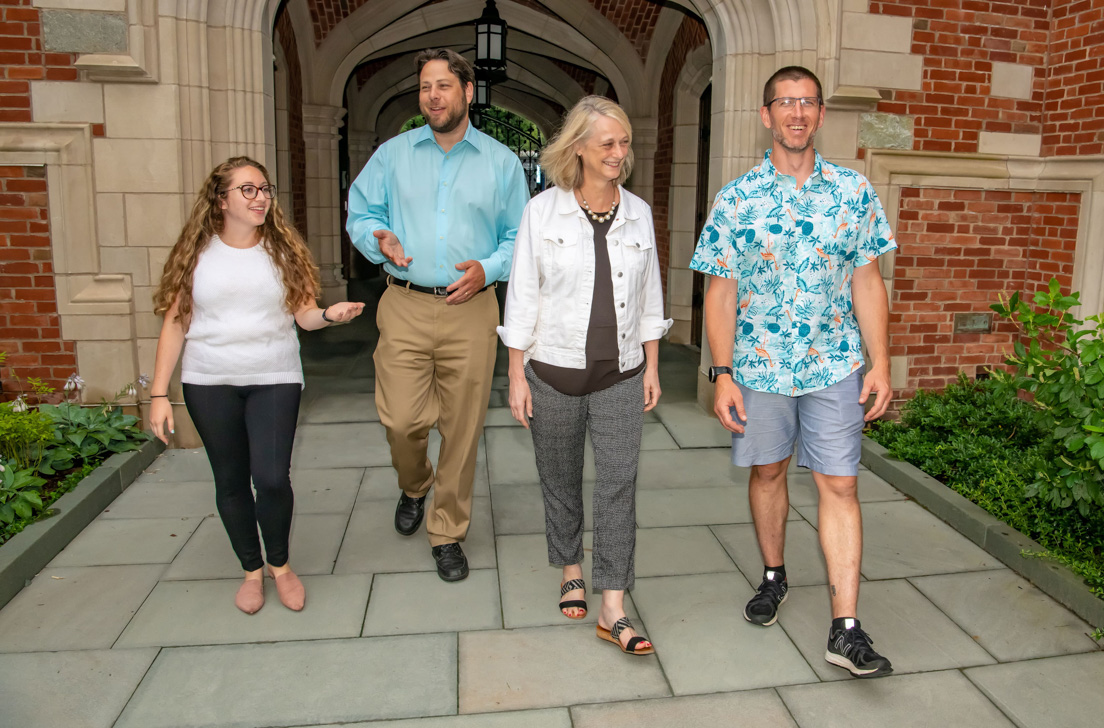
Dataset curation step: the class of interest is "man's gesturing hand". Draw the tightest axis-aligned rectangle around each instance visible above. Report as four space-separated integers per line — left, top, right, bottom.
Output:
446 260 486 305
714 377 748 434
373 229 412 267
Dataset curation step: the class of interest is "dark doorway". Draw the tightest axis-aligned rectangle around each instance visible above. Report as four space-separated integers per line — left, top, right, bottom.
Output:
691 83 711 347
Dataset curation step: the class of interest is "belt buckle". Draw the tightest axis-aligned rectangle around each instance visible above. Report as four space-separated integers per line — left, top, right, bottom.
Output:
432 286 449 296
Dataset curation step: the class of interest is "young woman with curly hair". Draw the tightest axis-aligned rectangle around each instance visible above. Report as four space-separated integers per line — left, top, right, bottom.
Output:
150 156 364 614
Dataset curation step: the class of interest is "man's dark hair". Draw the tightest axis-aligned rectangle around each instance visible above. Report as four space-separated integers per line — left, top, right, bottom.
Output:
414 48 476 90
762 66 823 107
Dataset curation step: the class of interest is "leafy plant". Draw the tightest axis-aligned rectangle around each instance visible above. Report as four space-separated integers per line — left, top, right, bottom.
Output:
990 279 1104 515
0 461 45 525
39 402 151 463
0 401 55 471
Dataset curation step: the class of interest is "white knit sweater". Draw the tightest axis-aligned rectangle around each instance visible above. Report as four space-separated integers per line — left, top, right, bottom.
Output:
181 235 304 387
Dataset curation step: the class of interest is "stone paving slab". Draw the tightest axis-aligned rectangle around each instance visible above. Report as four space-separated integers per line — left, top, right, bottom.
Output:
486 427 594 485
458 623 670 713
136 449 214 483
337 497 496 574
0 565 163 652
642 422 679 450
116 574 372 648
779 579 996 681
637 487 801 527
291 421 395 469
301 391 380 423
114 634 457 728
303 709 572 728
362 569 502 636
100 480 216 519
910 570 1099 662
290 468 364 513
635 449 748 489
630 572 819 694
634 526 738 578
494 532 641 629
778 670 1014 727
653 401 733 448
794 500 1001 579
712 521 831 586
489 482 592 535
571 689 798 728
0 647 159 728
48 516 200 567
163 512 348 580
965 652 1104 728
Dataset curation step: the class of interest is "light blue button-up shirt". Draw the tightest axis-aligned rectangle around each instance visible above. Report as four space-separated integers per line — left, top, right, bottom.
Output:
346 122 530 286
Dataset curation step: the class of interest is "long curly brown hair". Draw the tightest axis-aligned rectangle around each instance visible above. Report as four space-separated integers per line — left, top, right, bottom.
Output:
153 156 320 324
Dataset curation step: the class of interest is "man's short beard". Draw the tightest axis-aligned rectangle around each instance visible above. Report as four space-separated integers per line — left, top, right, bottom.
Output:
772 126 816 154
425 104 468 134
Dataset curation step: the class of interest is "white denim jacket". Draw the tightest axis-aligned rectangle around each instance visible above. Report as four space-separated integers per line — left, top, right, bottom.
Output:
497 185 672 370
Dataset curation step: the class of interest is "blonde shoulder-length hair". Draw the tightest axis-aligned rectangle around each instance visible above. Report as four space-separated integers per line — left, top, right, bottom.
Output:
540 96 634 190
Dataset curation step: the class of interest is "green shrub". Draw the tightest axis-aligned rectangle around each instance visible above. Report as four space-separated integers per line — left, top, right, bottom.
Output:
869 375 1104 606
991 279 1104 514
0 402 55 471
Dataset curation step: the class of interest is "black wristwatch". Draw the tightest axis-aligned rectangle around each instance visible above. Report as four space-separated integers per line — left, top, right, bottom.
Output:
708 366 733 383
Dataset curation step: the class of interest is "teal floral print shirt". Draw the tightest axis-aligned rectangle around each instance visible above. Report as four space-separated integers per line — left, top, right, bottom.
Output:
690 150 897 396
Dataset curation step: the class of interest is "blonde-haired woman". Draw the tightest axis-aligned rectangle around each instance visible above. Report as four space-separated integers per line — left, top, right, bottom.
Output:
150 157 364 614
498 97 671 655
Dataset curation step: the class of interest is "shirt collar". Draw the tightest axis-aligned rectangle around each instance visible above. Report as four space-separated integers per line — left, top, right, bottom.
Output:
412 119 483 153
761 149 826 189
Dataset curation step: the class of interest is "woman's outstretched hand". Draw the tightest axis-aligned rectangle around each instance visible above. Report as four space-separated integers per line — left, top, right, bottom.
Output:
324 301 365 323
643 368 661 412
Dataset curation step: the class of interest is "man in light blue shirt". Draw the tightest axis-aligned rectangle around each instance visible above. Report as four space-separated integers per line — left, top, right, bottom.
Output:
346 49 528 582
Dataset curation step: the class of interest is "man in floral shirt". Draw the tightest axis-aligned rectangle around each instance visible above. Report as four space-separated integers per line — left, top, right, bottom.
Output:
691 66 896 678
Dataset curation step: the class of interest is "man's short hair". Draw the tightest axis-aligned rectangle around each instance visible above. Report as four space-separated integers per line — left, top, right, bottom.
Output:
762 66 824 107
414 48 476 90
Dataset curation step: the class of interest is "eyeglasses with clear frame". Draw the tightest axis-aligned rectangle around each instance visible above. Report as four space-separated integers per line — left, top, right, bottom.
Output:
221 183 277 200
767 97 822 110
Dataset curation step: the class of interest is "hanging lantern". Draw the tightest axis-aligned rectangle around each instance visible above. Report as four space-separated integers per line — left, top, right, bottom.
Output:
472 73 492 110
475 0 507 82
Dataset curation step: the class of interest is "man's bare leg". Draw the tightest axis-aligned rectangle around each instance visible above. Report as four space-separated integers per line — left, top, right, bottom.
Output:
744 457 792 626
810 471 861 618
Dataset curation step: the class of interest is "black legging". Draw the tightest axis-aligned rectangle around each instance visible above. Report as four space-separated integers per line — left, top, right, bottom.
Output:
183 383 301 572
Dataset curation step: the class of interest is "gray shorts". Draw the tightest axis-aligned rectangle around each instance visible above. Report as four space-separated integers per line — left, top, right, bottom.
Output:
730 371 864 477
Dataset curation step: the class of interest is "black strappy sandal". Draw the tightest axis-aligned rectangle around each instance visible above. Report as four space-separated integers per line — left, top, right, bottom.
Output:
558 578 588 619
596 616 655 655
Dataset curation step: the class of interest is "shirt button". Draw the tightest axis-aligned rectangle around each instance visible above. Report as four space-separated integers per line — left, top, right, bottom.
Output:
617 272 623 277
619 302 625 308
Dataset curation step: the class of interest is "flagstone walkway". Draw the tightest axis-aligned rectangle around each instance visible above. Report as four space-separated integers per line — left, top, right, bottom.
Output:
1 279 1102 727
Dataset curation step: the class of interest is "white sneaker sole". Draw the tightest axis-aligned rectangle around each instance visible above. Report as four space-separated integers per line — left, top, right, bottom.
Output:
743 591 787 626
824 650 893 678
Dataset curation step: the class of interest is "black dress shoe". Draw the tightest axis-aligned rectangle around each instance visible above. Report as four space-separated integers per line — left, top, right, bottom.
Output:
394 492 427 536
431 542 469 582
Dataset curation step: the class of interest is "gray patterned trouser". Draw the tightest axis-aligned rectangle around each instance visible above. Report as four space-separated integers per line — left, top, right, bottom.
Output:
526 364 644 591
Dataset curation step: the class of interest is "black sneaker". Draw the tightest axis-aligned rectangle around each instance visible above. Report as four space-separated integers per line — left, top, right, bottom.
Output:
743 570 788 626
825 618 893 678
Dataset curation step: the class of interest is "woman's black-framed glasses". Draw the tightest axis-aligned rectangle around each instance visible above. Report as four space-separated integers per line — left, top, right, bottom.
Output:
222 183 277 200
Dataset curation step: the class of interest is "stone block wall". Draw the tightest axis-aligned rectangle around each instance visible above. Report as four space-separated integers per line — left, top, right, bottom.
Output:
0 165 76 396
0 1 85 124
868 0 1047 156
889 186 1080 398
275 5 308 237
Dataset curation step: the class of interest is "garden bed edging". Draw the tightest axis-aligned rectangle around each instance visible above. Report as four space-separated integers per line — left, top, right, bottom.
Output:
861 435 1104 630
0 437 165 611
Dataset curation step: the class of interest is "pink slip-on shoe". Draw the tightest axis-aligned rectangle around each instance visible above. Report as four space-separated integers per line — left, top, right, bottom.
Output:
235 578 264 614
270 570 305 611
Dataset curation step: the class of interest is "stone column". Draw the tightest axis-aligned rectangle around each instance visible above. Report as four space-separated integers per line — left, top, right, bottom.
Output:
303 104 348 305
628 116 658 205
347 129 378 178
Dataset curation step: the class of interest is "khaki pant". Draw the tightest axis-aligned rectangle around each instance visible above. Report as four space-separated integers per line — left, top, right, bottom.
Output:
373 284 498 546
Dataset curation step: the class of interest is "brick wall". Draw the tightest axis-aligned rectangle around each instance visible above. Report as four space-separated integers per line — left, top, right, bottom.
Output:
652 15 708 297
890 187 1080 398
1042 0 1104 156
869 0 1048 154
0 0 80 125
0 166 76 399
275 7 308 237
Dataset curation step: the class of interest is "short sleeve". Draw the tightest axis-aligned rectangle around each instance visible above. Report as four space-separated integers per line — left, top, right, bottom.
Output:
855 184 896 266
689 188 741 278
